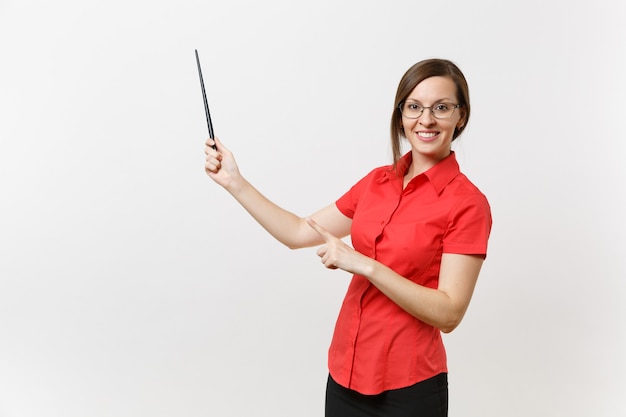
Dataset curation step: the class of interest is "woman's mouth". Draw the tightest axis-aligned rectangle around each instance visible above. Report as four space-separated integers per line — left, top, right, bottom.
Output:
417 131 439 141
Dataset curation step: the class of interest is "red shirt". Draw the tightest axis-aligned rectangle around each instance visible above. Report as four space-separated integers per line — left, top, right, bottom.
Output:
330 151 492 395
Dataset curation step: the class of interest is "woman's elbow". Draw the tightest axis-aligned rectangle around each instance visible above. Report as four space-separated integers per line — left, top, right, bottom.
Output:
438 311 466 334
439 321 460 334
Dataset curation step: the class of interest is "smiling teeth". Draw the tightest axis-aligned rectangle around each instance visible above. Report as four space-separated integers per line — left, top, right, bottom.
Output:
419 132 437 138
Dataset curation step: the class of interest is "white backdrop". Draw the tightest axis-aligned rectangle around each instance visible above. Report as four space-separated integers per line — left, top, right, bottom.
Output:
1 1 624 416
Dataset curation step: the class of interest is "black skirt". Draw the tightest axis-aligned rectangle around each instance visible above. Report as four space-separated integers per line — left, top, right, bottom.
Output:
325 373 448 417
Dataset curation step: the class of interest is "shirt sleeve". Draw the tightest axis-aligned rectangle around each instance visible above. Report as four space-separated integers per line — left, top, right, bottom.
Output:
335 168 379 219
442 192 492 258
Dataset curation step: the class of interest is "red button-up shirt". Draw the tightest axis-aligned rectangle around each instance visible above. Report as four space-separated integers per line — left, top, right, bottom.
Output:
330 151 492 395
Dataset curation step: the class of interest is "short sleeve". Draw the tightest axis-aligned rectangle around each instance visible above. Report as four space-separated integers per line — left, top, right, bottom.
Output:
442 192 492 258
335 168 380 219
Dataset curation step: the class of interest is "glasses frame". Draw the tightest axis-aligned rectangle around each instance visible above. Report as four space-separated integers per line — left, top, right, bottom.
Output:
398 101 461 119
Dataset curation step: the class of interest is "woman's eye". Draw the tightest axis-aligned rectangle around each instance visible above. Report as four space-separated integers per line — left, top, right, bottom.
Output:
407 103 421 111
434 103 449 111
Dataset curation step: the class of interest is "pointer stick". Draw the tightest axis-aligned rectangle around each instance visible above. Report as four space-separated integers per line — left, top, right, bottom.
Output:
195 49 216 150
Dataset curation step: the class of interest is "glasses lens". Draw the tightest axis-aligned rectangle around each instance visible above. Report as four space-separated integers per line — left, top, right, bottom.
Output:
432 103 454 118
401 102 423 118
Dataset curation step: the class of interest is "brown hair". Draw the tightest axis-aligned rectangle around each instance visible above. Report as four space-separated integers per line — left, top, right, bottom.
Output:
390 59 470 168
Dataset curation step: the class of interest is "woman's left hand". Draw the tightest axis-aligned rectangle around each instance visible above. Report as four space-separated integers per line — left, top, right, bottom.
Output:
306 218 373 276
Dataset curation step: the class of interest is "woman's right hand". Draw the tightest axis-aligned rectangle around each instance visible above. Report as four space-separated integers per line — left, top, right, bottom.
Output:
204 137 241 190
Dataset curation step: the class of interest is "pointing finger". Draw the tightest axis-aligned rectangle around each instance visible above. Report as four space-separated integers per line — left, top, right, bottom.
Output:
306 218 333 241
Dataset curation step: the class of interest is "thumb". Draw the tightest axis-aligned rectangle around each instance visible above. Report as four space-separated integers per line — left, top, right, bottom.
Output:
212 136 229 153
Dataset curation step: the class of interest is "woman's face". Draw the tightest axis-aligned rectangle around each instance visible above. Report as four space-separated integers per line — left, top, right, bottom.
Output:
401 76 465 164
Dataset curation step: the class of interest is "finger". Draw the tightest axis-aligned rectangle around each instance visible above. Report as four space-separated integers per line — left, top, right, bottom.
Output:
205 137 225 153
205 158 221 173
204 147 221 166
205 142 218 158
213 136 230 155
320 252 339 270
205 148 221 162
306 218 333 241
204 149 221 172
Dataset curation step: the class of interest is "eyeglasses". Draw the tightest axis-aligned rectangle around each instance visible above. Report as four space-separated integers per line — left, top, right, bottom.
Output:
398 101 461 119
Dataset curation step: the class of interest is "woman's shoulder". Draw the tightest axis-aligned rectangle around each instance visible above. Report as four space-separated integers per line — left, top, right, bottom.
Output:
452 172 485 194
447 172 491 210
366 162 399 182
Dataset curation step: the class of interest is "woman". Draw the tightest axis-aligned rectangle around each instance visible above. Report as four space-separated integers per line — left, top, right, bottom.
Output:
204 59 492 417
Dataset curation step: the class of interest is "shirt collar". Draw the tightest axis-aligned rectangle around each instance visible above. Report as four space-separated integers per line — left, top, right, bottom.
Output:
382 151 461 195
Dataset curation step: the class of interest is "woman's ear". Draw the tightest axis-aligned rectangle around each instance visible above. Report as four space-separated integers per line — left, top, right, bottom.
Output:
457 109 467 129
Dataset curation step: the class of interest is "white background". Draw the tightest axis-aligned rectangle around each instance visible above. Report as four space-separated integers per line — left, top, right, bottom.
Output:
1 0 624 416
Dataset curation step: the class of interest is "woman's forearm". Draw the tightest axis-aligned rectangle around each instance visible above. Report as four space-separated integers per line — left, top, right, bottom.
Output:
366 261 459 332
225 176 316 249
364 254 483 333
206 137 352 251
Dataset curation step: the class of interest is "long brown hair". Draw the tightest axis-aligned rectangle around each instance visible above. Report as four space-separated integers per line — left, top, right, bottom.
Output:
390 59 470 169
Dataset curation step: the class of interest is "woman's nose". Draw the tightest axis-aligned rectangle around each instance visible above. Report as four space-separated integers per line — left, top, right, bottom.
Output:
418 108 436 125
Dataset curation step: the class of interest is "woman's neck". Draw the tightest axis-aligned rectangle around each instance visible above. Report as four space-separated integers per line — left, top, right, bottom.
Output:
403 149 450 187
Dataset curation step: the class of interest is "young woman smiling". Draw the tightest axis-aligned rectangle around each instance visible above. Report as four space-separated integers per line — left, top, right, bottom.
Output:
204 59 492 417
